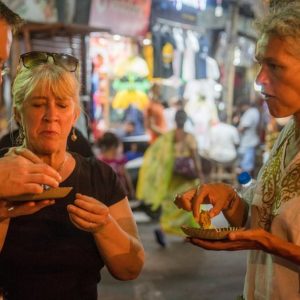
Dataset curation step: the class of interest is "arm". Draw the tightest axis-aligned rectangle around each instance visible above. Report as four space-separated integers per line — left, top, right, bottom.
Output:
229 229 300 264
0 199 56 252
67 194 144 280
189 228 300 265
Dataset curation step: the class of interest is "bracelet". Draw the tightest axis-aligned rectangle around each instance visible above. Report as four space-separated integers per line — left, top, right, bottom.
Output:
223 189 239 211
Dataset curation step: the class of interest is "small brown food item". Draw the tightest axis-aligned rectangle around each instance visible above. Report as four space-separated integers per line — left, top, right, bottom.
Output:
198 210 212 229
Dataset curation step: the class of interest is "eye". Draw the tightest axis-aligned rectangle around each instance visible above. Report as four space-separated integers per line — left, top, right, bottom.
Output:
32 102 43 107
268 63 281 71
57 103 68 108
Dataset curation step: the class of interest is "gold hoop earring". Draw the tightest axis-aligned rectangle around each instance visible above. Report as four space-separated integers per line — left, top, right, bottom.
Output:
71 127 77 142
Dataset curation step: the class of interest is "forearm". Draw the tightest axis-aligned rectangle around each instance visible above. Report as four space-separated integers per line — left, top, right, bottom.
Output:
223 192 249 227
265 232 300 264
93 216 144 280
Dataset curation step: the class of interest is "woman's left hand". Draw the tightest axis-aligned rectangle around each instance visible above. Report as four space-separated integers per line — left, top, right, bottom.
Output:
187 229 272 252
67 193 111 233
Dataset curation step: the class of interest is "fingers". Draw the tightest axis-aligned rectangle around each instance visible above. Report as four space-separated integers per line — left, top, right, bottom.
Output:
192 185 206 220
25 169 62 187
67 194 110 232
14 147 43 163
188 237 247 251
174 187 197 211
1 199 55 219
10 147 62 183
228 229 264 241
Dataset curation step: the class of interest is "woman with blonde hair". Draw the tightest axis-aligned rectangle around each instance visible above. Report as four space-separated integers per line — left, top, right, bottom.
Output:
0 51 144 299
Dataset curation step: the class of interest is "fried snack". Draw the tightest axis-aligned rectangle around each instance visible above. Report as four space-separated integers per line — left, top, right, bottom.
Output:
198 210 212 229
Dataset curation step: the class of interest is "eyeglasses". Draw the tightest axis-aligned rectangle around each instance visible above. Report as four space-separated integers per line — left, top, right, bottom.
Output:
20 51 79 72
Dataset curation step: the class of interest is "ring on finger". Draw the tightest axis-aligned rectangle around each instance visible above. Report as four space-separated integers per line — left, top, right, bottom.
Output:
7 206 15 211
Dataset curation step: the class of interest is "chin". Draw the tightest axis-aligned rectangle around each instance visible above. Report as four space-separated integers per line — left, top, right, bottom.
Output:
37 145 60 155
267 107 291 119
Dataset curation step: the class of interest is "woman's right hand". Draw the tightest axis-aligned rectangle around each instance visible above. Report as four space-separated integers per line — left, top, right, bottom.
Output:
174 183 238 221
0 199 55 222
0 148 62 198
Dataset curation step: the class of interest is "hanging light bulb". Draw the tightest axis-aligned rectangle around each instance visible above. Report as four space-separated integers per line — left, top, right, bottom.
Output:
215 0 223 17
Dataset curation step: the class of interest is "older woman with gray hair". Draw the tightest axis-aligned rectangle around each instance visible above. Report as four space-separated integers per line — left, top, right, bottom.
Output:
175 3 300 299
0 51 144 299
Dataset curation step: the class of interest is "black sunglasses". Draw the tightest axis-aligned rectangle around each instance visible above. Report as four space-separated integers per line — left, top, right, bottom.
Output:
20 51 79 72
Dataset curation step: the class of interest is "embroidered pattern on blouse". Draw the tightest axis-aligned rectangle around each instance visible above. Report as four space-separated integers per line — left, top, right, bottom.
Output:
258 124 300 230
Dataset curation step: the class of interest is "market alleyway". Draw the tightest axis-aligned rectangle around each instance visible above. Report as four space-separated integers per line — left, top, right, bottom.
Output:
98 211 247 300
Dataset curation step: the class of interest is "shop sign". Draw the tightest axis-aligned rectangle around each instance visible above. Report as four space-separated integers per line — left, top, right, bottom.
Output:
3 0 58 23
89 0 152 37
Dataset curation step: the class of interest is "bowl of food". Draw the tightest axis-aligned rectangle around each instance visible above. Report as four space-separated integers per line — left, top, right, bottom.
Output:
181 209 244 240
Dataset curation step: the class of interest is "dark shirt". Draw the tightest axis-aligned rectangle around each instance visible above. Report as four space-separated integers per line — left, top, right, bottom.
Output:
0 153 126 300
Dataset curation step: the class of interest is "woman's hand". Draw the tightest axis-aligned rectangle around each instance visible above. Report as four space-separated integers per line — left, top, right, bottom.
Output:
187 229 272 252
67 193 111 233
174 183 237 221
0 199 55 221
0 147 61 198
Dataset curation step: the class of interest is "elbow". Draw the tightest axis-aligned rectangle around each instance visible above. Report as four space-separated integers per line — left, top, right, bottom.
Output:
109 258 144 281
108 250 145 281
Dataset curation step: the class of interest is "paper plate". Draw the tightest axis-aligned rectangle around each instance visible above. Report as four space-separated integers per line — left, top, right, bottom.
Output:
181 225 245 240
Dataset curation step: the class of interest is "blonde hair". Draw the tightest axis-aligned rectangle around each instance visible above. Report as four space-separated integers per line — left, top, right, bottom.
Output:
12 63 81 114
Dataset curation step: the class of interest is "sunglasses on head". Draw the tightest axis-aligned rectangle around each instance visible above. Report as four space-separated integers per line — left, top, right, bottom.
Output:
20 51 79 72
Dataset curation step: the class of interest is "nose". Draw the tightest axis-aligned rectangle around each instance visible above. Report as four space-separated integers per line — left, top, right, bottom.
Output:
43 103 58 122
255 65 268 87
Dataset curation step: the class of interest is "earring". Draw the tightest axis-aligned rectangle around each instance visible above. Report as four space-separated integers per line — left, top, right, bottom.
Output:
71 127 77 142
16 125 25 146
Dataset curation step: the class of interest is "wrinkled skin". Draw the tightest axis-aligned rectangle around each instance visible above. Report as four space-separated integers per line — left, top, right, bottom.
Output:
174 183 236 221
187 229 272 252
0 147 61 221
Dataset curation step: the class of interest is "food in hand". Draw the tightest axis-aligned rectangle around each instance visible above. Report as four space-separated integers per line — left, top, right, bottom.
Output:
198 210 212 229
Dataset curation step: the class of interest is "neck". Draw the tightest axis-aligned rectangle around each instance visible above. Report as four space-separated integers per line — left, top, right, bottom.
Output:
41 152 69 174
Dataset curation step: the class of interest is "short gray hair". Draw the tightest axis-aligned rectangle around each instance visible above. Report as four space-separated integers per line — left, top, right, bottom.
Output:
255 2 300 39
269 0 296 10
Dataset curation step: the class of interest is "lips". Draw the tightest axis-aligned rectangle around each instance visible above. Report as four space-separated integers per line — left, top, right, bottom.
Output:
40 130 59 137
261 92 274 100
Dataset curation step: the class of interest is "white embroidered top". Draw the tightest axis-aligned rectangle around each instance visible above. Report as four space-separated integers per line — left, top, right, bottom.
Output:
243 119 300 300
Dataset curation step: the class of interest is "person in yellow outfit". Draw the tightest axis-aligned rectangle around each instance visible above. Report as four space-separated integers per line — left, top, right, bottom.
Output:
137 109 204 246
